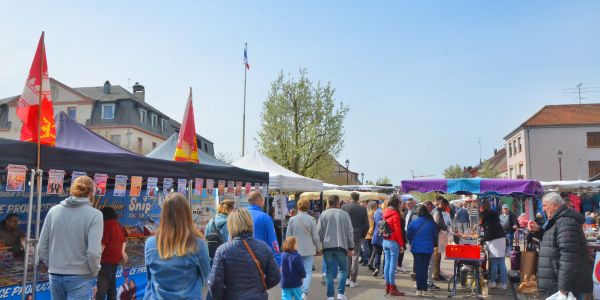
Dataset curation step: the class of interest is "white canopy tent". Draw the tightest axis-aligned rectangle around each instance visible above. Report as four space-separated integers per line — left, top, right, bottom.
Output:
232 151 323 192
541 180 600 191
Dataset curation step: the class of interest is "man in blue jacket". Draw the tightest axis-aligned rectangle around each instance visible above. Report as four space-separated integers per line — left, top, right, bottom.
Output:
247 191 282 265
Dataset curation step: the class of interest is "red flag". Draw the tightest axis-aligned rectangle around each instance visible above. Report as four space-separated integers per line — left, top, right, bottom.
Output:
174 88 199 163
16 32 56 146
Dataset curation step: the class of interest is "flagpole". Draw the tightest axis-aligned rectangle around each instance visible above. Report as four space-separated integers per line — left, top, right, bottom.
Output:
242 43 247 157
36 32 44 170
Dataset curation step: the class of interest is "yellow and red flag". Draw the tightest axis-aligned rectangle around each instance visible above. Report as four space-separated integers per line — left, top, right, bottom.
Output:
174 88 199 163
16 32 56 146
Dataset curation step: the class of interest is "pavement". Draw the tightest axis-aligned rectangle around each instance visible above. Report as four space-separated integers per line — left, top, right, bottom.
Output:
267 251 519 300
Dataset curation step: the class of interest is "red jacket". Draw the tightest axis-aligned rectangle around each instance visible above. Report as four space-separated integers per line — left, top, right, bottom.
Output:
382 208 405 248
101 219 125 264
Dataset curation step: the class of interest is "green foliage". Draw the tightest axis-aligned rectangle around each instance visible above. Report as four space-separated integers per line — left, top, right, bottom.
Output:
257 69 349 180
376 176 391 185
477 161 501 178
443 164 463 179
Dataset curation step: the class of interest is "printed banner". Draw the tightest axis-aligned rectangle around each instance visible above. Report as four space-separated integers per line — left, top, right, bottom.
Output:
130 176 142 197
254 182 261 192
146 177 158 198
235 182 242 196
163 178 173 195
274 195 288 220
70 171 87 189
6 165 27 192
206 179 214 196
114 175 128 197
227 181 235 195
245 182 252 195
94 173 108 196
194 178 203 196
177 179 187 194
46 169 65 195
218 180 225 196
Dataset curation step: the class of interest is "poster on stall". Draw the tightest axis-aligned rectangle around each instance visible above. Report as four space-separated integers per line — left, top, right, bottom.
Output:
114 175 128 197
194 178 203 196
254 182 261 192
227 181 235 195
177 179 187 194
245 182 252 195
191 183 216 234
130 176 142 197
47 169 65 194
94 174 108 196
163 178 173 195
274 195 288 220
217 180 225 196
70 171 87 188
261 183 269 198
147 177 158 197
5 165 27 192
235 182 242 196
206 179 214 196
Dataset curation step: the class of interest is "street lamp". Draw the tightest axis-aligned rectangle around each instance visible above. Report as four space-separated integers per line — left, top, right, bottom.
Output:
557 150 563 181
345 159 350 185
361 172 364 185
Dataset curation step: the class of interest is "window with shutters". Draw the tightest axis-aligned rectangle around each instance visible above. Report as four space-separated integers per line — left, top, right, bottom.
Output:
590 161 600 178
587 132 600 148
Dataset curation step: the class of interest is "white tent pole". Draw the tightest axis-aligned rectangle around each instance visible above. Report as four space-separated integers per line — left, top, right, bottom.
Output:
21 169 36 300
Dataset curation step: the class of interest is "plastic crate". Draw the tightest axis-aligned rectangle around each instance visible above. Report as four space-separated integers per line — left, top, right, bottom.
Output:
446 244 481 260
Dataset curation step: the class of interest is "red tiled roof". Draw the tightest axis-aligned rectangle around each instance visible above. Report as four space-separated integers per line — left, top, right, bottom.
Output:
525 104 600 126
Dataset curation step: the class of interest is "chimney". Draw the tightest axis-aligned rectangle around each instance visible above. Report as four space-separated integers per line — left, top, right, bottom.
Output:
494 148 497 155
103 80 111 94
132 82 145 102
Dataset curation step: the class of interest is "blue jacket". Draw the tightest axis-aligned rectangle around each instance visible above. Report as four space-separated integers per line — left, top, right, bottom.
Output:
205 213 229 242
208 233 281 300
280 251 306 289
406 215 438 255
144 236 211 300
371 208 383 246
248 205 282 265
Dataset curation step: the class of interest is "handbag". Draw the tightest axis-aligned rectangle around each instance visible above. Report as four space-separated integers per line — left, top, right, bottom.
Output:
242 239 267 290
511 230 521 271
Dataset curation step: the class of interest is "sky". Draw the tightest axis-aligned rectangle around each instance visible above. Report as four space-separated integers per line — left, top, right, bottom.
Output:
1 1 600 184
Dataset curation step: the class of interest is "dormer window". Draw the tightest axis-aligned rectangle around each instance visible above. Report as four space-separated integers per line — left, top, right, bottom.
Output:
161 119 167 132
139 109 147 124
102 104 115 120
151 114 158 127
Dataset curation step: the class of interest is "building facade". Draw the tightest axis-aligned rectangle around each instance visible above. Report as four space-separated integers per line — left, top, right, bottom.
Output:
504 104 600 181
0 79 214 156
328 159 360 186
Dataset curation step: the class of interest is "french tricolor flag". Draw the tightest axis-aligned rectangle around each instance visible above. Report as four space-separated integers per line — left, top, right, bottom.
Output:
244 48 250 70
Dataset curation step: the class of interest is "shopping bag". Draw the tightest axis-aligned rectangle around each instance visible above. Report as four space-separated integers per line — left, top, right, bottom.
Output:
520 250 537 277
545 290 576 300
518 274 537 294
511 231 521 271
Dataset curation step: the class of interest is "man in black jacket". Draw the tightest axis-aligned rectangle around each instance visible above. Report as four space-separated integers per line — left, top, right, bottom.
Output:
341 192 368 288
528 192 592 298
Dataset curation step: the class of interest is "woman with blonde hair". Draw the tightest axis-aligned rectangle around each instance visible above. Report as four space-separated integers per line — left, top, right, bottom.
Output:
144 193 210 299
205 199 235 261
208 208 280 300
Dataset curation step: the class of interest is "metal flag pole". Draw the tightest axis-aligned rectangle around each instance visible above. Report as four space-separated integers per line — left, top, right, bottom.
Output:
21 169 36 300
31 169 43 300
242 42 247 157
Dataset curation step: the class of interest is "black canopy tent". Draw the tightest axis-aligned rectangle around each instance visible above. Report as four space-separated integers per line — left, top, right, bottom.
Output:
0 138 269 183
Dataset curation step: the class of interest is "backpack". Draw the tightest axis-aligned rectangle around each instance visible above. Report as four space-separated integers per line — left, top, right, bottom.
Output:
378 219 392 239
206 220 227 258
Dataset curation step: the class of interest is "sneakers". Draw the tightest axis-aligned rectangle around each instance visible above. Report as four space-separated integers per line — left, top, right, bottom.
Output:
349 281 357 288
488 281 496 289
501 283 507 289
421 291 434 297
416 290 423 296
301 293 307 299
372 268 379 277
337 294 347 300
327 298 335 300
427 283 440 290
345 280 350 287
397 267 407 273
367 264 375 271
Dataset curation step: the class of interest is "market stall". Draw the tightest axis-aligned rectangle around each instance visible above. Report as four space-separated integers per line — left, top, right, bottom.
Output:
401 178 544 298
0 138 269 300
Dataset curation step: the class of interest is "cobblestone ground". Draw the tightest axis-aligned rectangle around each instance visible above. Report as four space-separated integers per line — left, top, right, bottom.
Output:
267 251 519 300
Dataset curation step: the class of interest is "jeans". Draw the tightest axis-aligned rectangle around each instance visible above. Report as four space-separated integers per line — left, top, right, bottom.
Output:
347 238 361 282
361 239 372 263
322 256 338 278
505 231 514 255
282 287 302 300
457 222 469 233
414 253 432 291
427 247 437 284
324 250 348 297
382 240 400 285
301 256 314 295
49 274 93 300
489 257 507 284
96 264 118 300
369 244 383 270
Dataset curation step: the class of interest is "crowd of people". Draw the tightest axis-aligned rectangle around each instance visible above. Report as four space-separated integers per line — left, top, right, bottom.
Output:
5 174 589 299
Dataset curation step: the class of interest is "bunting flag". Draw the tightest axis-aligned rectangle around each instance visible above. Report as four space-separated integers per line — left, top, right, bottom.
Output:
16 32 56 146
173 87 200 163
